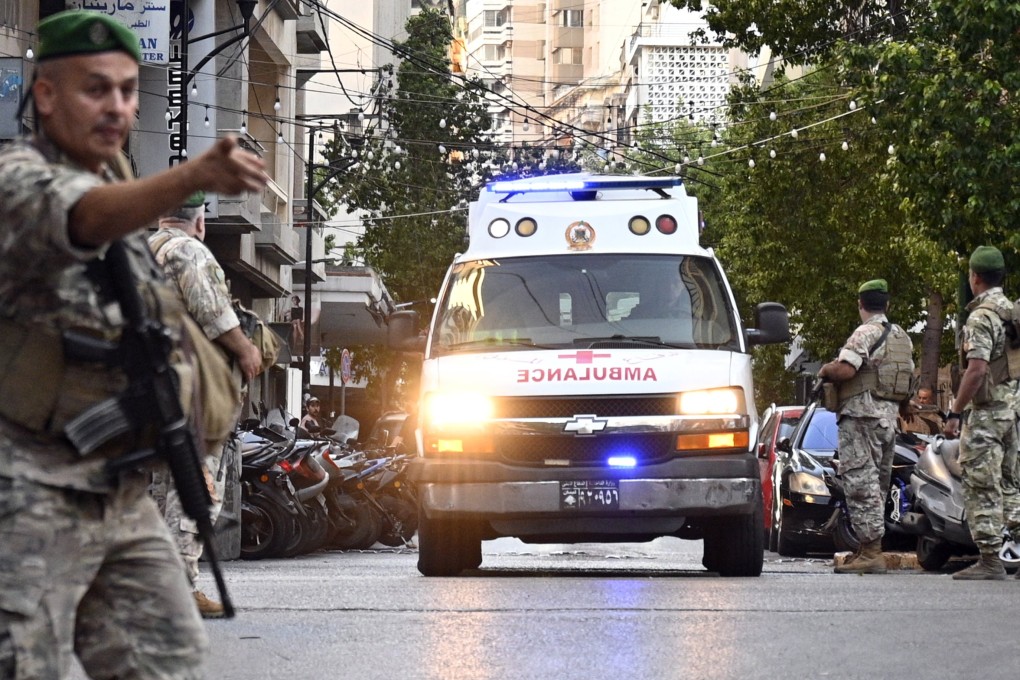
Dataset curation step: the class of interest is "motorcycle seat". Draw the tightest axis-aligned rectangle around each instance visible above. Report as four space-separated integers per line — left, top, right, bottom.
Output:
936 438 964 478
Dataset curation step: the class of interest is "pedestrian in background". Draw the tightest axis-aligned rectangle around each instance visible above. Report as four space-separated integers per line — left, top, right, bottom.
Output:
0 9 266 677
818 279 915 574
150 190 264 616
944 245 1020 580
301 395 323 432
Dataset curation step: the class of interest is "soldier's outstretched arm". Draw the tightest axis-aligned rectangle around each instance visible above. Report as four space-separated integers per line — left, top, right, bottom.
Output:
69 137 267 246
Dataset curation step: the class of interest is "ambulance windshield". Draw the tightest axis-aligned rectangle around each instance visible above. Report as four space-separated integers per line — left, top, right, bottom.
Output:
432 254 739 355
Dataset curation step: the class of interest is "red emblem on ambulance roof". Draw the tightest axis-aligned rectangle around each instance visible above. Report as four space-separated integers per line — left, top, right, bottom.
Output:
565 221 595 251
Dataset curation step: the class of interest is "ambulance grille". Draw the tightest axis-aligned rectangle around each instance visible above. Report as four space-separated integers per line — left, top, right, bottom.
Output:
496 433 676 466
493 395 677 419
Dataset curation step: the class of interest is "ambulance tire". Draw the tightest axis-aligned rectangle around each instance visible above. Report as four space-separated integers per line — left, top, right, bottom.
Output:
417 513 482 576
702 502 765 577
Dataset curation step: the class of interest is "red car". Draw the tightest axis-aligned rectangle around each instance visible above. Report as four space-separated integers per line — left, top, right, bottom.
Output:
756 405 805 539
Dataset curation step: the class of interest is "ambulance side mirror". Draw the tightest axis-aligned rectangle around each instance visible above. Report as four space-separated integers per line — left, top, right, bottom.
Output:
746 302 791 346
387 310 425 353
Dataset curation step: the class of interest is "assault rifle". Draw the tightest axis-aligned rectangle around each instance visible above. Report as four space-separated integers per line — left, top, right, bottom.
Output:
75 240 234 617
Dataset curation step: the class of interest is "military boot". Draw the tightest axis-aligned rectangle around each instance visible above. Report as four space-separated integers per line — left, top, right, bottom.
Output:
834 539 886 574
193 590 225 618
952 553 1007 581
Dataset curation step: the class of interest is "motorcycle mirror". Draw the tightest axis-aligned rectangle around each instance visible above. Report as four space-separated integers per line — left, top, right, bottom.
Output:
776 438 792 453
289 417 300 428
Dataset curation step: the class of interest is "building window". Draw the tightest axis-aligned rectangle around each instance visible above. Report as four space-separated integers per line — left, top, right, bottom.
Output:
561 9 583 27
484 10 505 27
554 47 583 65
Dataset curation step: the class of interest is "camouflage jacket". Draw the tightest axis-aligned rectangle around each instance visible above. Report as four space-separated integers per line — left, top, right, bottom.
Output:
149 228 239 342
963 287 1016 411
0 136 173 491
835 314 901 421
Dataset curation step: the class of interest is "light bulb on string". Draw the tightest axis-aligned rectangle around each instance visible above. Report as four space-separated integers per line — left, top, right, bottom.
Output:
439 118 447 129
790 128 799 139
277 128 284 144
842 141 849 151
819 152 826 162
165 107 172 122
191 83 197 97
769 148 776 159
204 106 210 127
769 111 777 121
697 156 704 166
675 163 682 173
181 149 188 158
522 117 530 132
274 87 281 112
849 100 857 111
25 42 33 60
438 144 446 154
395 161 401 170
748 159 756 168
888 144 895 155
240 113 247 135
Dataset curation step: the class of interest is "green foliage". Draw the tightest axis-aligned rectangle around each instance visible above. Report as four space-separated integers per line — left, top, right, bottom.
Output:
669 0 917 65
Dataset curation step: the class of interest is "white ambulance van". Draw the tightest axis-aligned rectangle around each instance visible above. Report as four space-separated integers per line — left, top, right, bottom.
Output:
390 173 790 576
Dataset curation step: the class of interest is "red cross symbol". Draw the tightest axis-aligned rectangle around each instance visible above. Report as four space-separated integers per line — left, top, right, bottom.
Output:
557 350 611 364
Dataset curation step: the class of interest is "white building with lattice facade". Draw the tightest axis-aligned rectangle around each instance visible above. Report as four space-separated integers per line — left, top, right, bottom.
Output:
459 0 746 154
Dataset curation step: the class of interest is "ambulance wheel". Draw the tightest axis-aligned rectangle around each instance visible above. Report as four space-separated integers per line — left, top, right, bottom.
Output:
417 513 482 576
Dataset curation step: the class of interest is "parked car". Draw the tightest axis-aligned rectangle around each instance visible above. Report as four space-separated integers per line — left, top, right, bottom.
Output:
769 403 839 556
756 405 805 540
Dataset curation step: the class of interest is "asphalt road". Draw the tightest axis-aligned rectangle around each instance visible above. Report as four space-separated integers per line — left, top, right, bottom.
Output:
169 538 1018 680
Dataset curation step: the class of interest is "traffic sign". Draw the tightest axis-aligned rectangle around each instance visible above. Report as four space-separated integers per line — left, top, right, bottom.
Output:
340 348 352 384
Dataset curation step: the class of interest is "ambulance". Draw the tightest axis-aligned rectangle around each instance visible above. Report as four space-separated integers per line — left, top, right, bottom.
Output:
391 173 790 576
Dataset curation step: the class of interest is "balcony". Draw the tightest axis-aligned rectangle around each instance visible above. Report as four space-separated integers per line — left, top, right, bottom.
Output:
296 11 328 54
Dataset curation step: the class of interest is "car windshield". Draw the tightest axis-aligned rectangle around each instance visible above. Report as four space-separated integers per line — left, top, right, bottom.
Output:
432 254 739 355
799 409 839 455
778 412 802 439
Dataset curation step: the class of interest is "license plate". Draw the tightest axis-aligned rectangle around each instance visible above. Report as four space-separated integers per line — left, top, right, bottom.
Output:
560 480 619 510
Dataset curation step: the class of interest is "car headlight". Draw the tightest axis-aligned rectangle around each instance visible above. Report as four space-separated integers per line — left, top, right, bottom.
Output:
424 392 493 428
787 471 830 497
677 387 745 415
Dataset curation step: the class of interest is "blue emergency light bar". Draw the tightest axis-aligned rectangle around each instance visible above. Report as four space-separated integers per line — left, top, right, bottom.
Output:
487 174 683 194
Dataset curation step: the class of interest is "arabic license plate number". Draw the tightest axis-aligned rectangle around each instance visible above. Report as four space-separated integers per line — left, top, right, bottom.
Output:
560 480 619 510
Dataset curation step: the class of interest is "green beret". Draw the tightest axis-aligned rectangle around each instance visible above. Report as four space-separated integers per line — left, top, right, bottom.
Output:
36 11 141 63
969 245 1005 273
858 279 888 294
182 191 206 208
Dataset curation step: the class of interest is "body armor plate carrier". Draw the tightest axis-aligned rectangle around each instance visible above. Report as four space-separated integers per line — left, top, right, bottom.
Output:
836 322 915 409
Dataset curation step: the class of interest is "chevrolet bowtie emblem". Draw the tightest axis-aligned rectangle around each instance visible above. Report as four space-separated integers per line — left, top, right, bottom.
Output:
563 414 608 435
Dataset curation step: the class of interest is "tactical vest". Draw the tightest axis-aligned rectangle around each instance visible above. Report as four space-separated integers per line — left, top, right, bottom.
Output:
836 322 915 409
967 302 1020 404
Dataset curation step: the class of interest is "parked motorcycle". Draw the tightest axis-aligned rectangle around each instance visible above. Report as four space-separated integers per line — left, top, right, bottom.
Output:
239 423 301 560
899 436 980 570
822 432 929 553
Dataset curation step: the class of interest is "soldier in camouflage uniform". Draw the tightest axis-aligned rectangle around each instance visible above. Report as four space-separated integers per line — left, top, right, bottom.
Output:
149 191 262 617
944 246 1020 580
819 279 914 574
0 10 266 678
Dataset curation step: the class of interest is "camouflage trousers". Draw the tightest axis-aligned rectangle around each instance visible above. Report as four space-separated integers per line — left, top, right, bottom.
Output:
837 414 896 544
960 407 1020 554
150 438 231 587
0 473 207 679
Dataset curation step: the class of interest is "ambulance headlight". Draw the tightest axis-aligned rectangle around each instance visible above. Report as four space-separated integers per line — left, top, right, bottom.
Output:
677 388 744 415
425 392 494 428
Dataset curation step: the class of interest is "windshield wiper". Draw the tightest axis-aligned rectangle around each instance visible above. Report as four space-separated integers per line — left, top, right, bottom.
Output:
444 337 552 351
571 335 688 349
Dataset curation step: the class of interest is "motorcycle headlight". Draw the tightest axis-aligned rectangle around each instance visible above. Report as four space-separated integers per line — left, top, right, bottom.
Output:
788 471 829 497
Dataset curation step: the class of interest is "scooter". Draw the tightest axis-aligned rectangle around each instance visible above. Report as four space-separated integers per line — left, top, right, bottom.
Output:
898 436 979 570
822 432 928 553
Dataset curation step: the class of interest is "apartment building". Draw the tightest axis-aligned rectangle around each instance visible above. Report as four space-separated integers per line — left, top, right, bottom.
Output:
461 0 745 153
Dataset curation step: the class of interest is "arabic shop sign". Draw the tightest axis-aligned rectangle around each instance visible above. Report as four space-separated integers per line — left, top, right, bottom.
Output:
66 1 171 65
